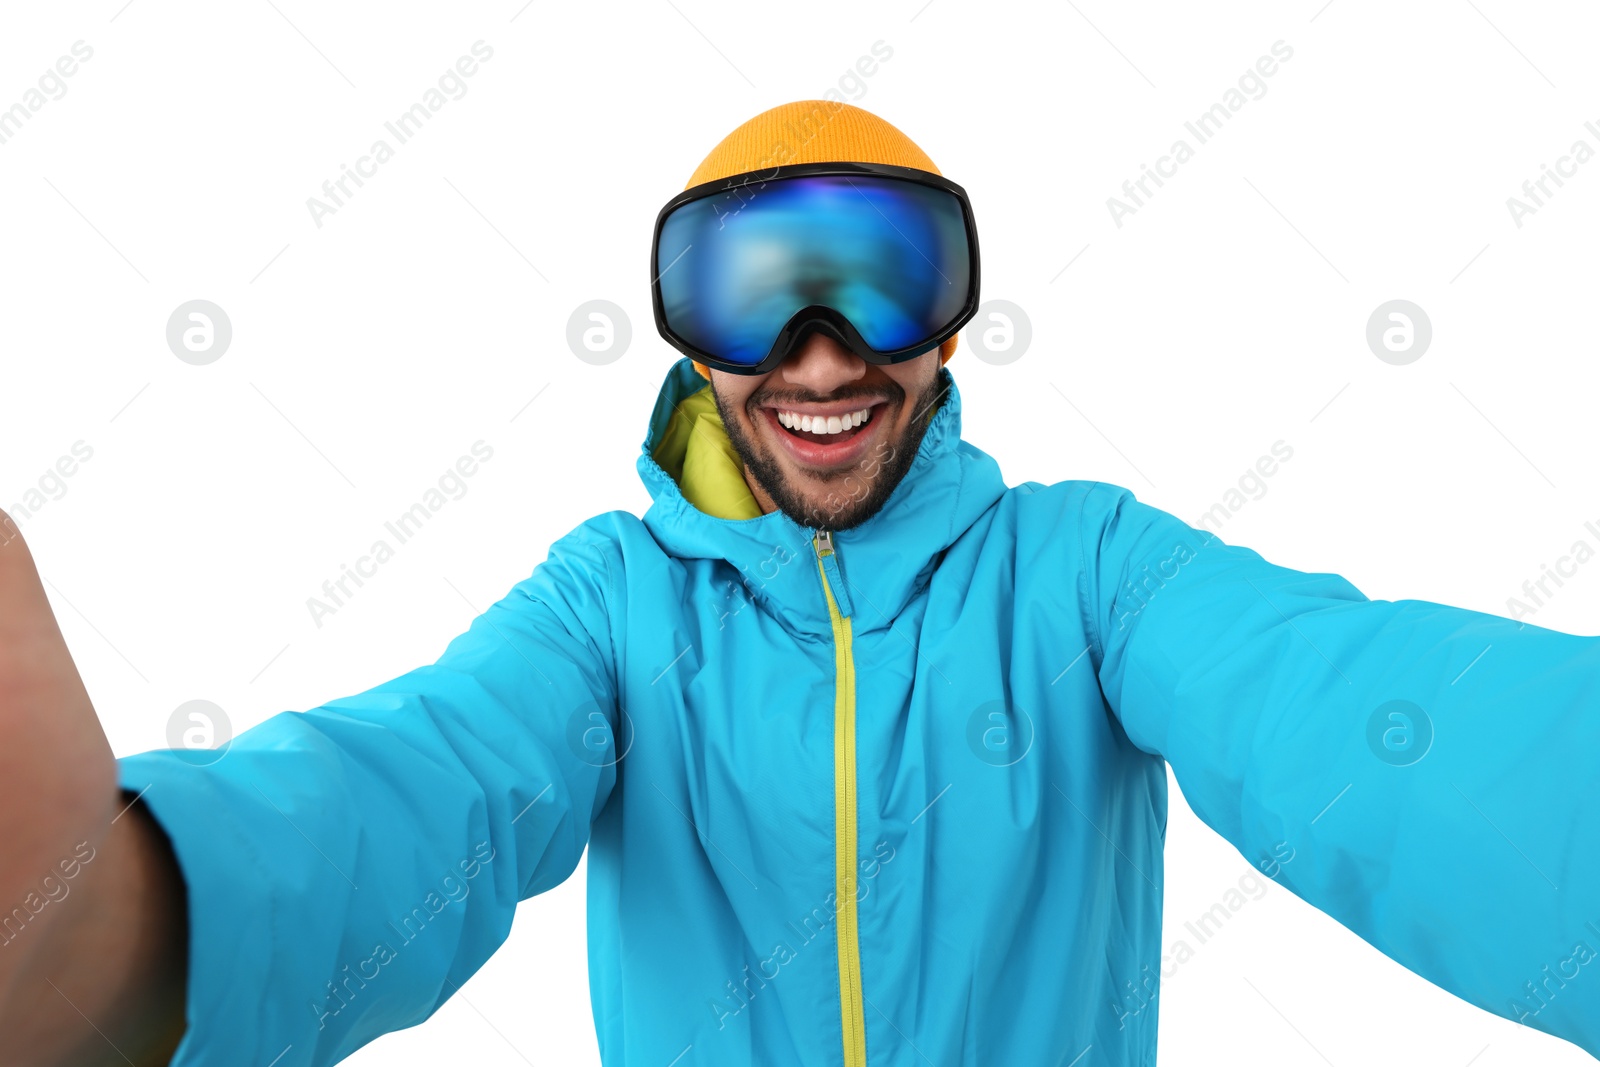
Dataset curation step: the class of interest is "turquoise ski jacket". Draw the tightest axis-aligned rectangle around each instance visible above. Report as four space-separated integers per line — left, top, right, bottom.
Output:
119 359 1600 1065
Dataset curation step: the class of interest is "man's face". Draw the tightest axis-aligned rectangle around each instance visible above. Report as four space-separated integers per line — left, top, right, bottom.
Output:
709 334 944 531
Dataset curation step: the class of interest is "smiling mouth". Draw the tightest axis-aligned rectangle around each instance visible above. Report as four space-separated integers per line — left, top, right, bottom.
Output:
772 405 875 444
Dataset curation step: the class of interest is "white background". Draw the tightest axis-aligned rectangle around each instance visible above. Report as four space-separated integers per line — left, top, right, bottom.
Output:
3 1 1598 1064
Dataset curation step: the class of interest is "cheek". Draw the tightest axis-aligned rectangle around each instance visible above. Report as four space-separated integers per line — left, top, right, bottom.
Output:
883 353 941 396
708 374 762 418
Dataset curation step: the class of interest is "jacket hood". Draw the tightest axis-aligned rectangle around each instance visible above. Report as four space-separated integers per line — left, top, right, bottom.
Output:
636 358 1008 637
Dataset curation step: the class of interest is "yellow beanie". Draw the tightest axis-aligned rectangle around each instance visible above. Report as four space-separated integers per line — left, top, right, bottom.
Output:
681 100 959 380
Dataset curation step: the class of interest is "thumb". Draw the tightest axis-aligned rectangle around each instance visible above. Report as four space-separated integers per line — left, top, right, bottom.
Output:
0 513 116 823
0 514 94 712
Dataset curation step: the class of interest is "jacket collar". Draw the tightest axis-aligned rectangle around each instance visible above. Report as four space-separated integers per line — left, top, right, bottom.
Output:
637 359 1007 637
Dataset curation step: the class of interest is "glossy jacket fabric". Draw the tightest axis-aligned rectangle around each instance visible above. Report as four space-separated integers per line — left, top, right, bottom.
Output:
118 359 1600 1065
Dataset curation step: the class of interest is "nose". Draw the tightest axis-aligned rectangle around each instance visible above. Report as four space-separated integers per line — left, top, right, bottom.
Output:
778 332 867 394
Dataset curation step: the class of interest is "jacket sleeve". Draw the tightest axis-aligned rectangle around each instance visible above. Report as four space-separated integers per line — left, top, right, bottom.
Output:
1078 481 1600 1057
116 519 625 1067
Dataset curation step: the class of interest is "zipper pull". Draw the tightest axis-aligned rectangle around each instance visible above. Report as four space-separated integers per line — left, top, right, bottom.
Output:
813 529 854 618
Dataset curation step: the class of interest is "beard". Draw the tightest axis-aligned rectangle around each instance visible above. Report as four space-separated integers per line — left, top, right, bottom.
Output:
712 371 946 532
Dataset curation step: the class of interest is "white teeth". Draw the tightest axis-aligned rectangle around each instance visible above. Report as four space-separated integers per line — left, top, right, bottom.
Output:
777 407 874 435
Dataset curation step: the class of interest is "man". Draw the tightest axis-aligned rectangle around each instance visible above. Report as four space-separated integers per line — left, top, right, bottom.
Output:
1 100 1597 1066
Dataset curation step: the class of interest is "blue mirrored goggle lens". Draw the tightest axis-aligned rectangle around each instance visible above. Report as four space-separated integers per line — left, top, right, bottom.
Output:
657 174 971 367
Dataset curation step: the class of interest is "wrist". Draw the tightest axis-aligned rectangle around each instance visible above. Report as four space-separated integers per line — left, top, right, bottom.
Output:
0 790 188 1067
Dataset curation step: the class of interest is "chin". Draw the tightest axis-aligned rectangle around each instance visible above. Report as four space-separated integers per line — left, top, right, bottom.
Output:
761 468 888 531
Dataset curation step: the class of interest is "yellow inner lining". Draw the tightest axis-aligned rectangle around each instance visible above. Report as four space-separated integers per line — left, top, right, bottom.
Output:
650 384 764 520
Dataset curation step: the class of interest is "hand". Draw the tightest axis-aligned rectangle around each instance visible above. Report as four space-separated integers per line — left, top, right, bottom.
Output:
0 512 186 1065
0 511 119 963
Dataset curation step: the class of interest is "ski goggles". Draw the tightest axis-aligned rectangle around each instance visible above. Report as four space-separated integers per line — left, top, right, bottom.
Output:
651 161 981 376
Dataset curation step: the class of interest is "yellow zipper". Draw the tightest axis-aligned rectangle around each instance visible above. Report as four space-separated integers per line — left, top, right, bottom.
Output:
815 529 866 1067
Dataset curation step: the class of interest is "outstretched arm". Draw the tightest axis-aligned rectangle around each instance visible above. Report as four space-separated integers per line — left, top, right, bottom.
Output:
1079 482 1600 1056
0 511 626 1066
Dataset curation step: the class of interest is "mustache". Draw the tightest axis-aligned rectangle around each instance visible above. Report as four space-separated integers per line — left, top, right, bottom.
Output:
747 380 905 410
